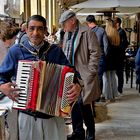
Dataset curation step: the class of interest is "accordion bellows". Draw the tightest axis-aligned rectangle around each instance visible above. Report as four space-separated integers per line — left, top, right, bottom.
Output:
13 60 74 117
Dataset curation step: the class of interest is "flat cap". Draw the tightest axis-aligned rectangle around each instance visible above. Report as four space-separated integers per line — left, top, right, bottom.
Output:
59 10 76 24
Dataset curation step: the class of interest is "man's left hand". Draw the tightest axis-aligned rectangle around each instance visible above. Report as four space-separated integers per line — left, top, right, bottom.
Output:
67 83 81 103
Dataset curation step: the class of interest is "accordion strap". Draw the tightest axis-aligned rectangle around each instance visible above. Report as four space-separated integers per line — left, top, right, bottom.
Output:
40 44 51 60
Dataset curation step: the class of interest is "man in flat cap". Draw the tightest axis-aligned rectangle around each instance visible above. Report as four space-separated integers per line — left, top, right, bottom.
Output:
59 10 101 140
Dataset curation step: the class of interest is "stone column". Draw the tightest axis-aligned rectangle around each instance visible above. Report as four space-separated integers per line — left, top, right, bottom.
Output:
52 0 56 28
37 0 41 15
41 0 48 18
48 0 53 34
24 0 31 20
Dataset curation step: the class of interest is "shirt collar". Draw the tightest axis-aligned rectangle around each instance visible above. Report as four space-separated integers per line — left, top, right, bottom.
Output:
28 41 44 52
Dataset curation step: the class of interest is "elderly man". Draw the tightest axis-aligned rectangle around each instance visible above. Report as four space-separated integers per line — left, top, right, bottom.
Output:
59 10 101 140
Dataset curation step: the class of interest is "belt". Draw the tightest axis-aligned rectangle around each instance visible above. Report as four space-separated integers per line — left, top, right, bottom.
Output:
20 110 54 119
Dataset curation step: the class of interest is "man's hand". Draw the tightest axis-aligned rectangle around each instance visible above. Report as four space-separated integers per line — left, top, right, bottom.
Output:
0 82 20 102
67 83 81 103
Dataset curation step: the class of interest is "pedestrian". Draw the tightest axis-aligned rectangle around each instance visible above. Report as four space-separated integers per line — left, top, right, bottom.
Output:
15 22 28 44
0 21 20 140
135 47 140 85
59 10 101 140
103 19 120 102
114 17 129 94
86 15 109 101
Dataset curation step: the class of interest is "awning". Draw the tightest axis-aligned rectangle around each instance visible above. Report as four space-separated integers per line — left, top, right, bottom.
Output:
71 0 140 9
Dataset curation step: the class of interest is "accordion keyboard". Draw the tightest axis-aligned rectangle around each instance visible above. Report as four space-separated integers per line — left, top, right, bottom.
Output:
13 61 32 110
61 72 74 114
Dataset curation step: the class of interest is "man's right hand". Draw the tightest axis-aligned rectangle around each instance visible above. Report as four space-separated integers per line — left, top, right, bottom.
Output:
0 82 20 102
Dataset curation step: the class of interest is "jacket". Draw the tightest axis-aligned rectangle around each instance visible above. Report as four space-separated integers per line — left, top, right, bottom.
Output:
63 22 101 104
135 47 140 84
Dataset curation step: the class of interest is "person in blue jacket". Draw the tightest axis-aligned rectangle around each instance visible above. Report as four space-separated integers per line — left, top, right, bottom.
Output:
135 47 140 84
0 15 81 140
86 15 109 98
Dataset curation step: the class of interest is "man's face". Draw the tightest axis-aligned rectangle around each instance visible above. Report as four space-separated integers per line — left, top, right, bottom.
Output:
26 20 45 46
62 18 74 32
86 22 91 28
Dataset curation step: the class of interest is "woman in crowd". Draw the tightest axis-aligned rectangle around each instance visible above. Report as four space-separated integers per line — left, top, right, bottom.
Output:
103 19 120 102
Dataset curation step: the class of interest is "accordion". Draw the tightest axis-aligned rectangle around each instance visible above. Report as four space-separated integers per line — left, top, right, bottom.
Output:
13 60 75 117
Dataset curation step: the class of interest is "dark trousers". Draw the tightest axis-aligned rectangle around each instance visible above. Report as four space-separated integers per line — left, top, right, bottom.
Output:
71 97 95 140
116 63 124 93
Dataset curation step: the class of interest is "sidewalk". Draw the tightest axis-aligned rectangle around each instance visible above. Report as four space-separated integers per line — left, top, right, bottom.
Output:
95 82 140 140
66 81 140 140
